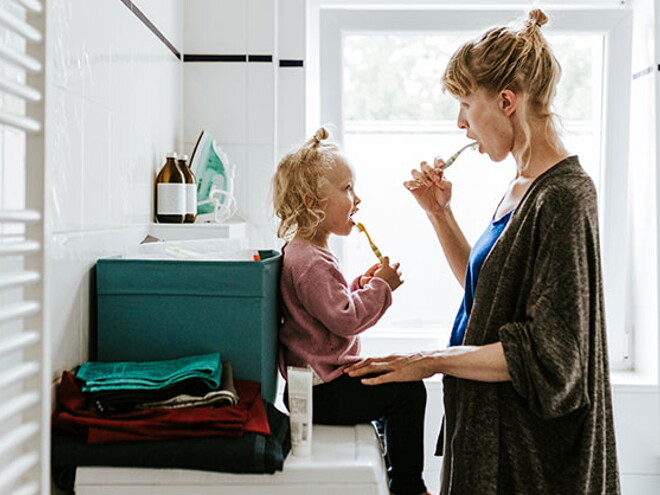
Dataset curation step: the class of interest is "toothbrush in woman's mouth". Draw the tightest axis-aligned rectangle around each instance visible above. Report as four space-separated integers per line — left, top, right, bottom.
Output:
434 141 479 172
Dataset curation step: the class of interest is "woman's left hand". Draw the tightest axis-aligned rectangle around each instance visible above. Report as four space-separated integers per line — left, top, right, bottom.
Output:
344 352 437 385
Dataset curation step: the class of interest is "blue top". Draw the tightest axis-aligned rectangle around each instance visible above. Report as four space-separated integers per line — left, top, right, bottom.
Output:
448 210 513 347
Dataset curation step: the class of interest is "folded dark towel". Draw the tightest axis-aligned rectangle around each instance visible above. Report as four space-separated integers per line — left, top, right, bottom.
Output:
76 353 221 392
51 402 291 493
90 377 212 414
137 362 239 410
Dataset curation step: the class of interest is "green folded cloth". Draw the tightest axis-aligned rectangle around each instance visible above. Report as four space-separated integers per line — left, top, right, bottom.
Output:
76 353 222 393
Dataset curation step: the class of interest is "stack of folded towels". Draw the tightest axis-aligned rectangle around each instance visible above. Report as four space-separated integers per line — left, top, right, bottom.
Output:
51 352 290 489
79 353 238 414
52 353 269 443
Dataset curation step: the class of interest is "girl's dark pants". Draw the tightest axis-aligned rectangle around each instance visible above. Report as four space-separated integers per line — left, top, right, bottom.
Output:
286 374 427 495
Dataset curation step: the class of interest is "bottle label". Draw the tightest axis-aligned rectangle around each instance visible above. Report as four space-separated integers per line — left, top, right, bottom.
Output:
186 183 197 215
157 183 186 214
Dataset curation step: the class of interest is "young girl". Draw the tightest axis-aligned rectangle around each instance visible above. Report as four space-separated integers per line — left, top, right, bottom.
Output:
272 127 430 495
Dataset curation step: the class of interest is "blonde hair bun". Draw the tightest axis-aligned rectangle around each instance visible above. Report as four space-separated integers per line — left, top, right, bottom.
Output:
528 9 548 28
313 127 330 143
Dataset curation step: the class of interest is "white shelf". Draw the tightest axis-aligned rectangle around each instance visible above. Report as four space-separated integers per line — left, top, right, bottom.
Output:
149 219 246 241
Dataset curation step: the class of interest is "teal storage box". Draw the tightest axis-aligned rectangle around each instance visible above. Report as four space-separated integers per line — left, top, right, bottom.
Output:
95 250 281 402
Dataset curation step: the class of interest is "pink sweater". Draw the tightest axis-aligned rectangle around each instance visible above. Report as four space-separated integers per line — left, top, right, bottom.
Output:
278 239 392 383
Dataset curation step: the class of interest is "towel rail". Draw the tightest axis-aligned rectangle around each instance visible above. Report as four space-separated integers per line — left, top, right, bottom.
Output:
0 423 39 459
0 210 41 223
0 270 40 290
0 109 41 132
0 1 47 492
0 453 39 493
0 362 40 392
0 332 40 358
0 8 41 42
0 240 40 256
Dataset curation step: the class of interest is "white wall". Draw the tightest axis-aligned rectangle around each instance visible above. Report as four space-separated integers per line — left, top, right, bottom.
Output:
47 0 182 376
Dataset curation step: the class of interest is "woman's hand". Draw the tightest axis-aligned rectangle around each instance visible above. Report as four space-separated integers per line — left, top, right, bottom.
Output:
403 160 453 215
373 256 403 291
344 352 437 385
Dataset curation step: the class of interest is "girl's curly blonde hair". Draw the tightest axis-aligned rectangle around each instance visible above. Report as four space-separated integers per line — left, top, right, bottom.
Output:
272 127 342 240
442 9 562 170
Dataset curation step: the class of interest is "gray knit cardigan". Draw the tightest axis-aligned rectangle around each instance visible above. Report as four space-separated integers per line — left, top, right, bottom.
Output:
439 156 620 495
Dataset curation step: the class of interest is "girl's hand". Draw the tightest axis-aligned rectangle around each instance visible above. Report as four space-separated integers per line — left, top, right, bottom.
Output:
373 256 403 291
403 160 453 215
359 263 380 288
344 352 437 384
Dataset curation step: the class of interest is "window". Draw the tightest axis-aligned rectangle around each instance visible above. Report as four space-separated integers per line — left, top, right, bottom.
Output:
319 8 632 367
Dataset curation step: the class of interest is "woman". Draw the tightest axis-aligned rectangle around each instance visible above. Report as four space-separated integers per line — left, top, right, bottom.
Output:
346 9 620 494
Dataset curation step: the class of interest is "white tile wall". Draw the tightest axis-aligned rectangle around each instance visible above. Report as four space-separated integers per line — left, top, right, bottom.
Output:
246 144 275 227
247 63 275 144
46 0 182 375
183 62 247 145
248 0 276 54
277 66 306 152
132 0 183 53
183 0 246 54
278 0 306 60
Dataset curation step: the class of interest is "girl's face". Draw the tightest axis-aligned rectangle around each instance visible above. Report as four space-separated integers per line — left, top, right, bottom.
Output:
314 157 361 244
456 87 515 163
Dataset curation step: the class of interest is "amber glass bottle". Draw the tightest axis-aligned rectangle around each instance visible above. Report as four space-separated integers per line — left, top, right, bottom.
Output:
178 154 197 223
155 152 186 223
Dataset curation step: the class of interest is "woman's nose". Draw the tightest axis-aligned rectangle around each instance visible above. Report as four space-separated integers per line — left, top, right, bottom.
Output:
457 110 467 129
354 194 361 206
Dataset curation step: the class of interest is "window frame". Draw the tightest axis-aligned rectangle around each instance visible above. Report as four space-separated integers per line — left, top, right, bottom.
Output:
318 6 633 368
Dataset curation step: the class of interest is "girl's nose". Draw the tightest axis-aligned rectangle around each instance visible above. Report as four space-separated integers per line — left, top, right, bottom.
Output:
354 194 361 206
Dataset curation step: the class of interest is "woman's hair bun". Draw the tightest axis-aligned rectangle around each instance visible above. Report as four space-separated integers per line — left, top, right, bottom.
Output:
528 8 548 28
313 127 330 143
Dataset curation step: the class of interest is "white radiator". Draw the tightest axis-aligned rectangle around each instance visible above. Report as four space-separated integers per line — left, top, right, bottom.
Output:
0 0 49 494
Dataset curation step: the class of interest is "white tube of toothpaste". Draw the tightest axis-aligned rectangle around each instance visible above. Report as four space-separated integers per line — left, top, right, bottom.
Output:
287 366 313 456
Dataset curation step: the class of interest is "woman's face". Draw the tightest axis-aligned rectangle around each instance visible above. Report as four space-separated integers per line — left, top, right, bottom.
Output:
456 88 515 163
316 157 361 240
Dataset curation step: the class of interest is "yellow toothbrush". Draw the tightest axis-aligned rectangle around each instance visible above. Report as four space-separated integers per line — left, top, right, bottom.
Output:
355 222 384 262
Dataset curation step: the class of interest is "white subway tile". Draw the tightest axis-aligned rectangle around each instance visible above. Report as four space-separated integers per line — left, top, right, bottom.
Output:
247 63 275 145
184 0 246 54
48 87 84 232
81 0 112 106
82 102 112 229
132 0 184 54
277 66 306 151
246 145 276 227
183 62 247 145
50 0 88 95
278 0 305 60
247 0 276 54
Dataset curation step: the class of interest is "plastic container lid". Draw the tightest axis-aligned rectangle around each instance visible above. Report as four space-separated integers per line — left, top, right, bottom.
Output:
165 152 177 159
178 154 189 161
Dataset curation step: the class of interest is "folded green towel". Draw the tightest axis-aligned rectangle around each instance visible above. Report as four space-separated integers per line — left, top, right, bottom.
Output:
76 353 222 393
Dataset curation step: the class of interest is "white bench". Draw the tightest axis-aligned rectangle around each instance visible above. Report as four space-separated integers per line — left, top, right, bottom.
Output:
74 423 390 495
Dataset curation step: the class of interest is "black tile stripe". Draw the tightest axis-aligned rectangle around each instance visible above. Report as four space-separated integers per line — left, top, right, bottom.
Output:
184 54 247 62
248 55 273 62
279 59 304 67
632 66 654 80
119 0 181 59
